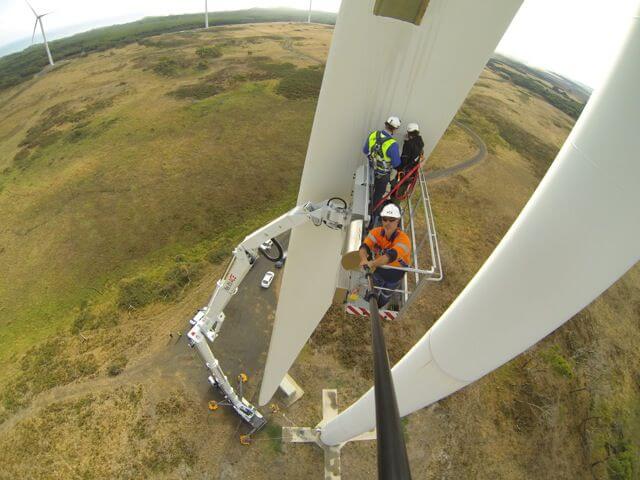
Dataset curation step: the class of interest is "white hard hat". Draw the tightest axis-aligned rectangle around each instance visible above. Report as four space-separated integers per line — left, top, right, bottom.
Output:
380 203 401 219
386 116 401 129
407 122 420 133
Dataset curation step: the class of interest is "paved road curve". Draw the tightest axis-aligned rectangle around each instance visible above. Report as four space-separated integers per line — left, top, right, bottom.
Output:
425 121 487 181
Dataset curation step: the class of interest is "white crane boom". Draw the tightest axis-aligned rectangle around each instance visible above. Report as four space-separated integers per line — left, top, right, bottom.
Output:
186 199 349 431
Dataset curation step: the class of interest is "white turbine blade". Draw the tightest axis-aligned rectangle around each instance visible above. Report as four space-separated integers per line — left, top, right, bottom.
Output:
25 0 37 16
258 0 524 406
31 19 38 43
321 7 640 445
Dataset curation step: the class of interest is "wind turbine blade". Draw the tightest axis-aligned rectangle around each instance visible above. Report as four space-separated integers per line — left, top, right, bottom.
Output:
25 0 37 16
31 19 38 43
257 0 524 406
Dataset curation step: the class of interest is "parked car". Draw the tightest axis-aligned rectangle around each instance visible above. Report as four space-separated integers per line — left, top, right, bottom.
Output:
261 271 275 289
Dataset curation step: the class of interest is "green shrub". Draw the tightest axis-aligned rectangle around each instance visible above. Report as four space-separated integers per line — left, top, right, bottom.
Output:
117 276 158 310
1 381 30 413
170 64 252 99
170 82 221 100
13 149 33 169
71 306 119 333
19 99 112 155
94 309 120 329
542 346 574 378
195 46 222 59
70 308 95 334
401 416 410 439
66 125 92 143
276 67 324 99
607 437 635 480
107 356 128 376
75 355 99 376
131 415 151 439
158 261 204 301
206 248 227 264
195 60 209 71
153 57 180 76
253 61 296 79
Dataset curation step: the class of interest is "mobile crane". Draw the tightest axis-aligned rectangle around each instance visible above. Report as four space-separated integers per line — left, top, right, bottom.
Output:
186 198 350 432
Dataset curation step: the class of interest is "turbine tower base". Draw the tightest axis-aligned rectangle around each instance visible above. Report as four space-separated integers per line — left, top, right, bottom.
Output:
278 374 305 407
282 389 376 479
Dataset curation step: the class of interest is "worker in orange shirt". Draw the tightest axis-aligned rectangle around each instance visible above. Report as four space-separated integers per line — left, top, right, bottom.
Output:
358 203 411 308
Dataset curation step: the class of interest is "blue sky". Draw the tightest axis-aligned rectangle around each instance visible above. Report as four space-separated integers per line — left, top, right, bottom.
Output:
0 0 637 87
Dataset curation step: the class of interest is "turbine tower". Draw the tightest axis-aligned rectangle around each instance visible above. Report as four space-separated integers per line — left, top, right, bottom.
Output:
26 1 54 66
308 0 312 23
205 0 209 28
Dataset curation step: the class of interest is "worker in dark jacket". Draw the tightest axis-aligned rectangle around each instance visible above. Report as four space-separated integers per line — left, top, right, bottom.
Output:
400 123 424 169
391 123 425 199
400 123 424 168
362 116 402 228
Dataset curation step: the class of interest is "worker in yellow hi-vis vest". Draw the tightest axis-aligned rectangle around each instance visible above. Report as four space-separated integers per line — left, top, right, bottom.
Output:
362 116 402 229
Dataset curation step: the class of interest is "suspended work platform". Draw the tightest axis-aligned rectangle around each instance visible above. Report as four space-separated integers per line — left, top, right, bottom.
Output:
338 159 443 320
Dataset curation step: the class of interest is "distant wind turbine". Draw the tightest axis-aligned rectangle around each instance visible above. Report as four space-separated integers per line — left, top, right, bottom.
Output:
308 0 312 23
26 0 54 66
205 0 209 28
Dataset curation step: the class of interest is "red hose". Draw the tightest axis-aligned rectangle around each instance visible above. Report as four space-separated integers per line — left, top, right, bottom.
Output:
373 161 422 213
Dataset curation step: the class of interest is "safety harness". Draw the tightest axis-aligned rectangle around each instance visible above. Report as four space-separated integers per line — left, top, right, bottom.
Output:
368 131 397 176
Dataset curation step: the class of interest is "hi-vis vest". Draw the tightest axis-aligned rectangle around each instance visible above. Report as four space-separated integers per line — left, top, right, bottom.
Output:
363 227 411 268
368 131 397 176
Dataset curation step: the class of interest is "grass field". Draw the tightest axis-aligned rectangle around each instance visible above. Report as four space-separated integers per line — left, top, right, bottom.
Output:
0 8 336 93
0 21 637 480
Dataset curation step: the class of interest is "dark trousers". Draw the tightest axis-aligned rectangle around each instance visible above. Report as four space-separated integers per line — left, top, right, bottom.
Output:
372 270 402 308
370 172 390 227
